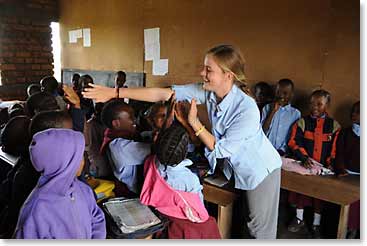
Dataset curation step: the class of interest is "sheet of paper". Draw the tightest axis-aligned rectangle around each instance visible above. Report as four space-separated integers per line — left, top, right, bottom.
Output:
75 29 83 39
83 28 91 47
153 59 168 76
145 43 160 61
144 28 160 45
68 30 77 43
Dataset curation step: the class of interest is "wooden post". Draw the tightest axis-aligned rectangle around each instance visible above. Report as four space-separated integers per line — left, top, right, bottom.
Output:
337 205 350 239
217 203 233 239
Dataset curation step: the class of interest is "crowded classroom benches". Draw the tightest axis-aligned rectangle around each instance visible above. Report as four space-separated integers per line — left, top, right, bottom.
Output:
0 0 361 240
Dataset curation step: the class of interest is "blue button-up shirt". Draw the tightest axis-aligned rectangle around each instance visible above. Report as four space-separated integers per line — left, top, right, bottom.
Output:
172 83 281 190
109 138 151 193
261 103 301 152
158 158 204 203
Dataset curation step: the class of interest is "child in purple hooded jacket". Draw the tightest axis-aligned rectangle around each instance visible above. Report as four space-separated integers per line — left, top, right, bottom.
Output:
14 128 106 239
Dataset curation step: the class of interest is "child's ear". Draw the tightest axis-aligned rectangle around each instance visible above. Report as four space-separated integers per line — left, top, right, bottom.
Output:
111 119 120 129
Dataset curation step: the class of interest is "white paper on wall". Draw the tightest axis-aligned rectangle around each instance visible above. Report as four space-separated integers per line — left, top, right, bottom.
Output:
144 28 160 61
153 59 168 76
68 30 77 43
83 28 91 47
75 29 83 39
145 43 160 61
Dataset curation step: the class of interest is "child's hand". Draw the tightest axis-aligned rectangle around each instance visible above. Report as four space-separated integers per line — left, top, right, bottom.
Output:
174 101 190 126
272 101 281 112
336 169 349 177
302 158 314 169
63 85 80 109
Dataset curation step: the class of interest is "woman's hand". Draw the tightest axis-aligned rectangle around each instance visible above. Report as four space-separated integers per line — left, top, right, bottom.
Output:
188 98 199 127
63 85 80 109
82 83 115 103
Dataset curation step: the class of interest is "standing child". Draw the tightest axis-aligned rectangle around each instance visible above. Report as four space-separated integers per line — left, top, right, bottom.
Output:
287 89 341 238
100 99 151 196
334 101 360 238
253 81 274 113
140 123 220 239
14 128 106 239
261 78 301 156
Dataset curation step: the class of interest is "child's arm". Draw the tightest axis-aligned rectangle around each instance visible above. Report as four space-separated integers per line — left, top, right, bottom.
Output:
90 199 106 239
262 102 280 132
288 119 312 167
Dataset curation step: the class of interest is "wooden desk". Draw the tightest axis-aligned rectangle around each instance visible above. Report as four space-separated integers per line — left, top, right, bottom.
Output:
202 182 238 239
281 170 359 238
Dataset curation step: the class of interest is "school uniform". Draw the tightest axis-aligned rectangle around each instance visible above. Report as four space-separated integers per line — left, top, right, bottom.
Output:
140 155 220 239
14 129 106 239
261 103 301 154
288 114 341 210
335 124 360 230
172 83 282 239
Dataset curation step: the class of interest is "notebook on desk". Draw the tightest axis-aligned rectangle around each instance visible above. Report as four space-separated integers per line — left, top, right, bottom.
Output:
204 172 229 187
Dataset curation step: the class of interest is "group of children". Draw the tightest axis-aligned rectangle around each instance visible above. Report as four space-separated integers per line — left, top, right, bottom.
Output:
0 72 360 239
254 79 360 239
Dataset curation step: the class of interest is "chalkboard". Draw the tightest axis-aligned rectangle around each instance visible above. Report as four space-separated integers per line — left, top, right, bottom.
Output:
62 69 145 88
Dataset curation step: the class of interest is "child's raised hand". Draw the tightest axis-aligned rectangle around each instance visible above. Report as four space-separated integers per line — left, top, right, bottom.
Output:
82 83 115 103
63 85 80 108
174 101 190 125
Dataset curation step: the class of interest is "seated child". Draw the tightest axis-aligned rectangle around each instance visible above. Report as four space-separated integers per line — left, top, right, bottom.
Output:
84 102 113 178
26 84 41 98
14 128 106 239
25 91 60 117
0 111 73 238
143 101 168 142
100 99 151 196
140 123 220 239
253 81 274 113
261 78 301 156
287 89 341 238
40 76 67 111
71 73 81 93
334 101 360 238
78 75 95 121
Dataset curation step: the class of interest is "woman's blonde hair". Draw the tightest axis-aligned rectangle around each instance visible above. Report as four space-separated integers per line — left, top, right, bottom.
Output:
207 44 250 95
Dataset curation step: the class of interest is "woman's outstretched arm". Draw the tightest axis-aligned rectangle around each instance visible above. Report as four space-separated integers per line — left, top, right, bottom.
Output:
82 83 174 103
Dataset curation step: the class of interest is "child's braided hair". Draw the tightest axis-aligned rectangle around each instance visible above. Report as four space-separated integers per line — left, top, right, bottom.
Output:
155 122 189 167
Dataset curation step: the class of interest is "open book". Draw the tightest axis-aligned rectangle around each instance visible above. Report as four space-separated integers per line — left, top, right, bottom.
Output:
103 198 161 234
204 172 229 187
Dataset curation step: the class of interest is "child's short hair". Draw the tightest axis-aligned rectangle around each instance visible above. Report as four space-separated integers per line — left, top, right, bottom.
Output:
144 102 166 120
29 110 72 137
40 76 58 93
310 89 331 104
1 116 31 156
155 123 189 167
278 78 294 90
26 91 60 117
79 74 94 90
27 84 41 97
101 99 131 129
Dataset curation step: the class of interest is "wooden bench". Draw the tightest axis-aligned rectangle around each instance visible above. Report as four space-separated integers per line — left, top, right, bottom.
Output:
202 182 238 239
281 169 359 238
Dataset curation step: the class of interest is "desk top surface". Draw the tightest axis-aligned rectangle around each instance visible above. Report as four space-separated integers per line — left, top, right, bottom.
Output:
281 170 359 205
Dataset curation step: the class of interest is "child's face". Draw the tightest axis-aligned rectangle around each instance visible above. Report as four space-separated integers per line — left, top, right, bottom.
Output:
255 87 271 106
275 84 293 106
152 106 167 130
310 95 328 117
115 74 126 88
115 108 137 135
351 103 360 125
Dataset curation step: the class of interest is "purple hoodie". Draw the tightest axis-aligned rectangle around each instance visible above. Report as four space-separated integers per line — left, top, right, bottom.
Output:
14 128 106 239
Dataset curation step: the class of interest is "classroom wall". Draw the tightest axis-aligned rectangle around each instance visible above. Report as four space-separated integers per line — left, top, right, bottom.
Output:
59 0 359 126
0 0 58 100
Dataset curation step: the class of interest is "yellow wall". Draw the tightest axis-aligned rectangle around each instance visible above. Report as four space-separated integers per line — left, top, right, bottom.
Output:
59 0 359 126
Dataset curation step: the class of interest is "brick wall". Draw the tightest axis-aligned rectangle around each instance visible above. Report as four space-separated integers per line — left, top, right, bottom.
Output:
0 0 58 100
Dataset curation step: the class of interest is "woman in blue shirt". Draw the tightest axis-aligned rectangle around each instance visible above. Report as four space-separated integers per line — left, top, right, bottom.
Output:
82 44 282 239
